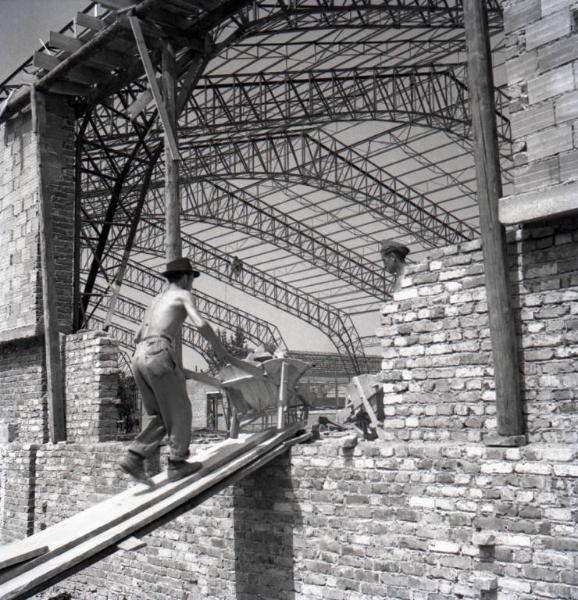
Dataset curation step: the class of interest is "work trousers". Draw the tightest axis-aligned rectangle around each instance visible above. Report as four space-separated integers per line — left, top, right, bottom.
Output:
128 337 191 462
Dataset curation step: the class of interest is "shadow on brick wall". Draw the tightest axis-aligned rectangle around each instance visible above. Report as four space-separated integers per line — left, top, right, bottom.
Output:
233 453 302 600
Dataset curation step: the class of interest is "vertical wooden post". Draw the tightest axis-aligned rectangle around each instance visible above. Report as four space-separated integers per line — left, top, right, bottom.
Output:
463 0 524 443
31 88 66 442
277 361 288 430
162 40 183 363
163 40 181 263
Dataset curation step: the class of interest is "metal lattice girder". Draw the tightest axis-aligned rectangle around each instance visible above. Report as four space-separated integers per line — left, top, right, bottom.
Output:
78 102 163 325
141 177 391 297
180 132 479 246
126 219 368 374
182 65 511 144
93 254 285 351
243 0 503 36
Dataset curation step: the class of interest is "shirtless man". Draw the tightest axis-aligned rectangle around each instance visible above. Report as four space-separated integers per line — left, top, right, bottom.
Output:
119 257 258 485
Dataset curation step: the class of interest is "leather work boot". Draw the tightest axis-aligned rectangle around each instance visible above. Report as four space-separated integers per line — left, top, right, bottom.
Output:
167 459 203 482
119 451 154 487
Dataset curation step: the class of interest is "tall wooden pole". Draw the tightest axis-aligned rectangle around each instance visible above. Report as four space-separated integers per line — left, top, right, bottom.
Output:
463 0 524 442
31 89 66 442
163 40 181 262
163 40 182 362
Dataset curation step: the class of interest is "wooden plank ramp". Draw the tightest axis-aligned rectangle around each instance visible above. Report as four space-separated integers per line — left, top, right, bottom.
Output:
0 425 308 600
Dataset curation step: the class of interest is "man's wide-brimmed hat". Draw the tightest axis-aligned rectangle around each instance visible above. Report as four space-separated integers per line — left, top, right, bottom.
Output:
161 257 201 278
380 241 410 260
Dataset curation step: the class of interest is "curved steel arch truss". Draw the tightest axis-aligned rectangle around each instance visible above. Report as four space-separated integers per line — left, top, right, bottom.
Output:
0 0 510 373
126 218 369 374
182 65 511 145
99 255 286 351
180 132 480 246
92 301 216 369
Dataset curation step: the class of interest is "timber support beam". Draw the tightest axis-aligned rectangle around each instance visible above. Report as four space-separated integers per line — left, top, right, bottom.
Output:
464 0 525 444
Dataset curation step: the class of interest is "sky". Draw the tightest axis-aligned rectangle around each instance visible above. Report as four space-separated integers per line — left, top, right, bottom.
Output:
0 0 88 82
0 0 382 365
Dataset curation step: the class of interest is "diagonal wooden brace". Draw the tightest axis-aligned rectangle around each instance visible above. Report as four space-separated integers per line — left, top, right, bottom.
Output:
129 16 180 161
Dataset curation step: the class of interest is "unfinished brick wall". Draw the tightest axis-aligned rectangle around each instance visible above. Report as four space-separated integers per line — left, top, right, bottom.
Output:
0 338 47 444
0 94 76 444
0 110 42 341
0 95 75 341
65 331 120 443
504 0 578 192
376 214 578 444
14 436 578 600
0 445 39 544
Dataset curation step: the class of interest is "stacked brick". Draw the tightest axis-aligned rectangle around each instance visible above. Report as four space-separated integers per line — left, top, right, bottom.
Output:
0 111 41 341
21 437 578 600
504 0 578 192
376 215 578 444
0 445 38 543
0 96 75 341
0 338 46 443
65 331 120 443
0 96 75 443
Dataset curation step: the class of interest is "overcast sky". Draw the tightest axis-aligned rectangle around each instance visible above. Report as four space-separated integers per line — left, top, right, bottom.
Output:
0 0 87 82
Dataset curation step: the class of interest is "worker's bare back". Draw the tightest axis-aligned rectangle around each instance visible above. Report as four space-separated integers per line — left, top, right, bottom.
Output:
136 287 202 342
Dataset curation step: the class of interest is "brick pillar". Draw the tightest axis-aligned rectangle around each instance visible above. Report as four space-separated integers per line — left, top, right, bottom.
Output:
65 331 120 443
0 95 76 442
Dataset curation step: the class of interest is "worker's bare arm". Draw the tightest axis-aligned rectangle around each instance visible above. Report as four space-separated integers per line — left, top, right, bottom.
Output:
181 291 264 378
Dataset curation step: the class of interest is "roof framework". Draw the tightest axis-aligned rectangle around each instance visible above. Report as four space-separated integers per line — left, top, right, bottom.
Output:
0 0 511 374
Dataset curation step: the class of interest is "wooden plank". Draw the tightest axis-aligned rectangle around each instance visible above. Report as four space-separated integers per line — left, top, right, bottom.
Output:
352 377 387 441
46 81 91 97
162 39 181 259
126 88 153 119
33 51 62 72
31 89 66 443
50 30 126 70
34 51 110 86
75 12 108 32
277 361 287 430
129 16 180 160
0 429 278 584
0 546 48 571
0 426 302 600
463 0 524 439
98 0 138 9
49 31 83 53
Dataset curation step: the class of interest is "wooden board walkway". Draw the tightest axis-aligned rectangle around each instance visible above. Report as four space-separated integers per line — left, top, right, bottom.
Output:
0 425 308 600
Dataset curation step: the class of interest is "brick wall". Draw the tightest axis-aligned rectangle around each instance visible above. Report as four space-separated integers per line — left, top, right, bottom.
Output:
504 0 578 193
376 215 577 445
378 218 578 442
0 445 38 543
0 95 75 342
65 331 120 443
0 337 47 444
9 436 577 600
0 110 42 341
